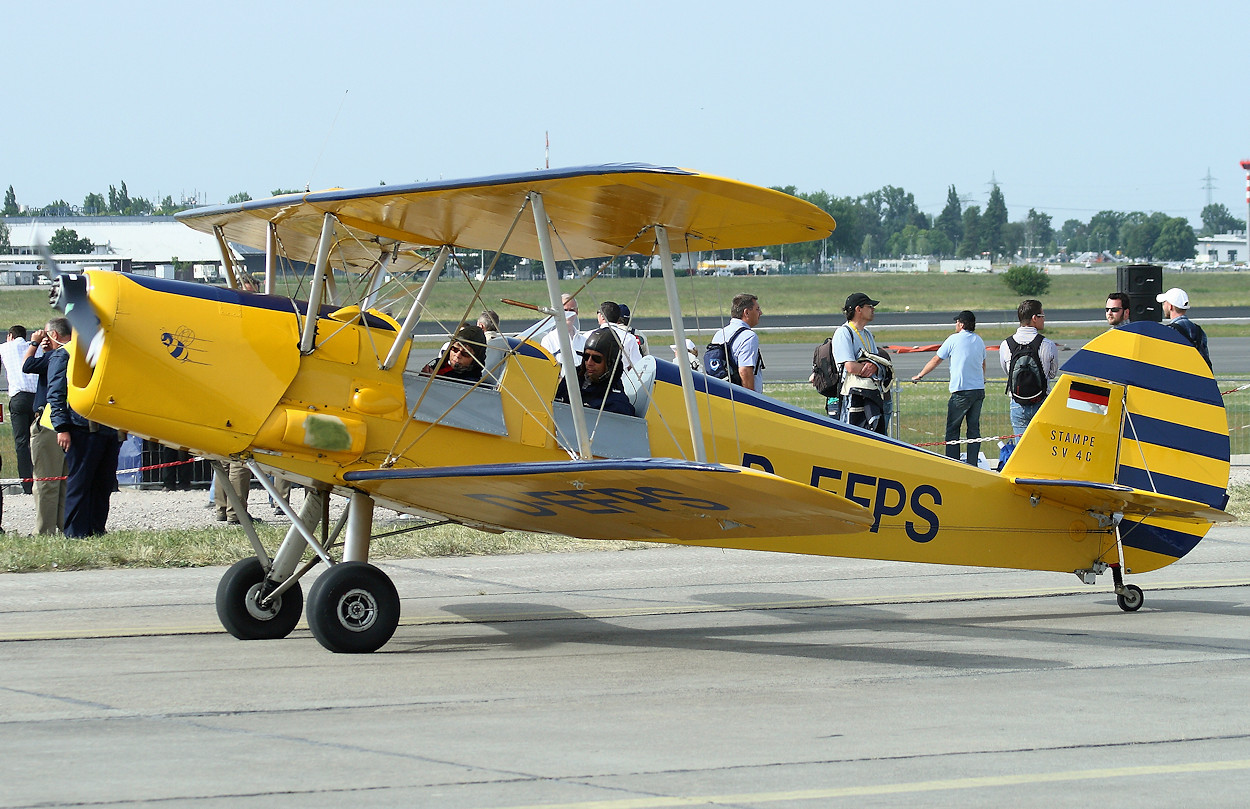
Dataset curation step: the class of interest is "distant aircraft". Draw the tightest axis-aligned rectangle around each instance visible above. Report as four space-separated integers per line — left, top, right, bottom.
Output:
47 164 1231 653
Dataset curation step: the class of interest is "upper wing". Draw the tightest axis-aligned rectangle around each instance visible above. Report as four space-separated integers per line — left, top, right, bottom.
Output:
344 458 871 541
175 163 836 268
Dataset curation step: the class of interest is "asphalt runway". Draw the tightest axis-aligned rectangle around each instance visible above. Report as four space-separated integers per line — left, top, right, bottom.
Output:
4 529 1250 808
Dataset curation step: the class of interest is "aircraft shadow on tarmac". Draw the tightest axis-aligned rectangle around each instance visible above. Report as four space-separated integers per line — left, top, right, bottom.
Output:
387 590 1250 665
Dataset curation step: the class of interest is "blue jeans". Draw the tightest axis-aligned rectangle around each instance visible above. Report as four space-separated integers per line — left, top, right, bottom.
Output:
1009 399 1043 438
945 389 984 465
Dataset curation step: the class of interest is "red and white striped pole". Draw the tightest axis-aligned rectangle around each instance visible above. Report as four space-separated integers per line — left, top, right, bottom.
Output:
1241 159 1250 266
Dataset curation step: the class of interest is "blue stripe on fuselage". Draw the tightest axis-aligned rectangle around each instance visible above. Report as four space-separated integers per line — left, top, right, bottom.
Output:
651 359 912 447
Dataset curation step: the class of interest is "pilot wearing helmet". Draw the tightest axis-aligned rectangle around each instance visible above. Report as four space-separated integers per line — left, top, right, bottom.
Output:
421 324 487 384
554 327 634 415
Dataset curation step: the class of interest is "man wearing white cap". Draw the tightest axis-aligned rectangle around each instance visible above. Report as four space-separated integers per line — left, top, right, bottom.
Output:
1156 287 1211 369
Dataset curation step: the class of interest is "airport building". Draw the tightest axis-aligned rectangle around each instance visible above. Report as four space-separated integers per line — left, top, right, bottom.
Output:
0 216 235 285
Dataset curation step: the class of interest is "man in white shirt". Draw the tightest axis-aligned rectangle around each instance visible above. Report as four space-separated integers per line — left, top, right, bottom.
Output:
541 293 586 366
710 293 763 392
999 299 1059 436
1 326 40 494
588 301 642 372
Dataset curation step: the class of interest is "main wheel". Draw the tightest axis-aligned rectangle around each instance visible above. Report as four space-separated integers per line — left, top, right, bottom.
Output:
1117 584 1144 612
216 557 304 640
306 562 400 653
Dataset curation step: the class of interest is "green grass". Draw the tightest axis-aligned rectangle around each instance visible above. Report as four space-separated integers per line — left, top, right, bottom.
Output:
8 269 1248 329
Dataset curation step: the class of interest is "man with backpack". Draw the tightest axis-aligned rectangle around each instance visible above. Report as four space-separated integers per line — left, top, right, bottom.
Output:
833 292 892 434
707 293 763 391
999 299 1059 437
1157 287 1212 369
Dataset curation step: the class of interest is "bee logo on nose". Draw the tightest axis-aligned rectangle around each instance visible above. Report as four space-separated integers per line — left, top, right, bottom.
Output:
161 327 207 364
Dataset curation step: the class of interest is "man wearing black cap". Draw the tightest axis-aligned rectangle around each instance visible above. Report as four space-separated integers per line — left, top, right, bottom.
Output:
832 292 891 433
911 311 986 465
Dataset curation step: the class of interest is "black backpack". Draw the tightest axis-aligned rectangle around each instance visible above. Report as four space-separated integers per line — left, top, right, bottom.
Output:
1005 334 1048 405
705 326 750 385
810 325 848 398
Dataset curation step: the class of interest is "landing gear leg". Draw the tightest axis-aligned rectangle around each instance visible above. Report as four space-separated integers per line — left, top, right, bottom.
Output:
1110 513 1144 612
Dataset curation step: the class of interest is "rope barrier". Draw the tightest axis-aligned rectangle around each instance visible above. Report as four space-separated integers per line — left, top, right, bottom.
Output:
0 456 201 487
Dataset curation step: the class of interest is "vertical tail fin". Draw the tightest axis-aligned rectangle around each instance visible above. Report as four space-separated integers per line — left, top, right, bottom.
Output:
1002 321 1229 564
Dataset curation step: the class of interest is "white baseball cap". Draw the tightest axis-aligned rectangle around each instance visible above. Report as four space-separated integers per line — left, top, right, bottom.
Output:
1156 287 1189 309
670 339 697 356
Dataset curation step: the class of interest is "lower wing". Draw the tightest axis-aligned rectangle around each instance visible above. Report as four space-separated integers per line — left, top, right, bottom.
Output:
345 458 873 541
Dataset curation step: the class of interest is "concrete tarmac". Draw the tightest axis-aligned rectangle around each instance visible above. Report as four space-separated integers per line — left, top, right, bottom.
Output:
3 528 1250 808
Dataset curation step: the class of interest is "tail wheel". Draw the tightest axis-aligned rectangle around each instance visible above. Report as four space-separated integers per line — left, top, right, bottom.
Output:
1117 584 1144 612
307 562 400 653
216 557 303 640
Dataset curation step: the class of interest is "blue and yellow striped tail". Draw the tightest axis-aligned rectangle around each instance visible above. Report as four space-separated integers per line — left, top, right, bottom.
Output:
1006 321 1229 568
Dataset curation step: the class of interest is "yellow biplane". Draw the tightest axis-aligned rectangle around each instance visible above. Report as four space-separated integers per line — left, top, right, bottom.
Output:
49 163 1232 653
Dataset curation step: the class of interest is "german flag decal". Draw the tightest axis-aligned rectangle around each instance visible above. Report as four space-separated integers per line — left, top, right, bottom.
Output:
1068 380 1111 414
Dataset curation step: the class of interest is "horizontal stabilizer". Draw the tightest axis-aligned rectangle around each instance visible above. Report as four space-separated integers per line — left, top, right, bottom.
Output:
1006 477 1235 524
346 458 872 541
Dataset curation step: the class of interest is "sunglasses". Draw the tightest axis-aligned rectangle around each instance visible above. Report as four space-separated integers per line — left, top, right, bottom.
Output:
584 351 606 363
1105 307 1124 313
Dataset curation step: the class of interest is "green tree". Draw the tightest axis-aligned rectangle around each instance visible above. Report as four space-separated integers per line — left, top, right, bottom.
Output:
49 227 93 254
1152 217 1197 261
1001 221 1025 259
38 199 73 216
935 185 962 248
83 192 107 215
0 220 10 252
3 185 17 215
271 188 302 196
107 182 132 214
1120 212 1168 260
926 229 953 258
1087 210 1125 254
956 205 981 258
1001 264 1051 296
228 192 252 204
1058 218 1087 253
1200 203 1243 236
980 185 1008 258
1024 208 1054 256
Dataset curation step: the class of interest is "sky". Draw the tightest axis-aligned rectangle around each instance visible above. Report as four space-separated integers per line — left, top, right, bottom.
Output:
5 0 1249 228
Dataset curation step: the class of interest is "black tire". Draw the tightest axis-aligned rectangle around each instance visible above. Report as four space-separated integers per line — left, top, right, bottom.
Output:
306 562 400 653
216 557 304 640
1117 584 1144 612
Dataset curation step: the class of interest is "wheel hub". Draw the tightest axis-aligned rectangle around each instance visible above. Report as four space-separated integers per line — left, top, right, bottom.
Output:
245 583 282 621
337 588 378 632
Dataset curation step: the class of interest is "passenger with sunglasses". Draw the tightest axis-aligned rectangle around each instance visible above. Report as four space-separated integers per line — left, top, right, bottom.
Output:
554 327 634 416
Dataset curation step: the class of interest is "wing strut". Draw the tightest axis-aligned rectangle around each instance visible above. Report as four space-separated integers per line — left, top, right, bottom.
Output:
382 245 450 370
656 226 706 463
531 191 592 459
300 213 336 353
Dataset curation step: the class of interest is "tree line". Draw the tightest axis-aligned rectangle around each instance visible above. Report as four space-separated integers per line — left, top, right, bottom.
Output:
761 185 1242 266
4 179 1245 265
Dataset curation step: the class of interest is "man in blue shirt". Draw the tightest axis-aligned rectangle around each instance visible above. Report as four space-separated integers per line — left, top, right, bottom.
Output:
911 310 986 465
